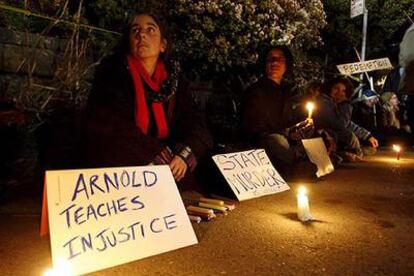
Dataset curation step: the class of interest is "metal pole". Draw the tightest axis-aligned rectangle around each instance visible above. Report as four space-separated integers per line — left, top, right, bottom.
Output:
359 1 368 97
361 0 368 62
360 1 377 128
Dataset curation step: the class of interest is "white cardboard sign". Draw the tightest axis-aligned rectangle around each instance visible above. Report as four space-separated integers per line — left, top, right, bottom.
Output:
350 0 364 18
337 58 393 75
44 165 197 275
302 138 334 178
212 149 290 201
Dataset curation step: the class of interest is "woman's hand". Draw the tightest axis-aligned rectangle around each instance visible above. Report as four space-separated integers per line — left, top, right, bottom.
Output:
368 136 379 148
170 155 187 182
305 118 314 126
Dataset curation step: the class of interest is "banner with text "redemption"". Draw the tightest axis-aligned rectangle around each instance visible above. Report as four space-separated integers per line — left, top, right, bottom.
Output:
337 58 393 75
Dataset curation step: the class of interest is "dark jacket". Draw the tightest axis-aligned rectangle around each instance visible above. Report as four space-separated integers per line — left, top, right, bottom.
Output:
314 94 354 145
337 101 371 141
315 94 372 145
352 101 380 133
81 54 212 168
241 77 292 143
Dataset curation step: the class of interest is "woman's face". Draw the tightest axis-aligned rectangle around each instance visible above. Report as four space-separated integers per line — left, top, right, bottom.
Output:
330 82 347 103
389 94 399 107
129 14 166 60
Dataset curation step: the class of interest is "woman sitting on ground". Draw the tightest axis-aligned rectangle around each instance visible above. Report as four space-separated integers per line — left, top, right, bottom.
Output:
81 12 212 183
379 92 412 147
314 77 379 161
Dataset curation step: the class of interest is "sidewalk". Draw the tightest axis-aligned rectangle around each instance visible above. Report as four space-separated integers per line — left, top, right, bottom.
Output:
1 149 413 275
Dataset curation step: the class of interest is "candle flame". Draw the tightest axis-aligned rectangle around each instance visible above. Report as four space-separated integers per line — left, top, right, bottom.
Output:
298 186 307 195
43 259 73 276
393 144 401 152
306 102 315 112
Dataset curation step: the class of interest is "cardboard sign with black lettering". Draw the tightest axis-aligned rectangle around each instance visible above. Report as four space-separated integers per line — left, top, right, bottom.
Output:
40 165 197 275
212 149 290 201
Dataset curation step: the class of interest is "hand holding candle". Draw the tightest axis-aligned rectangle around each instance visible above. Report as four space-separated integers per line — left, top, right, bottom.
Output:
297 186 312 222
306 102 315 120
393 144 401 160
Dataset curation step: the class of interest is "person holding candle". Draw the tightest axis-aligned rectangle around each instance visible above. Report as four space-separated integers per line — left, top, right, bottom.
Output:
284 81 322 127
241 45 313 176
284 81 337 159
80 11 213 184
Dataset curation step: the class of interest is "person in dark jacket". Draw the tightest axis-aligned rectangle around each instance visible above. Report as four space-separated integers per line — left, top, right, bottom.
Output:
314 77 379 160
241 45 312 174
352 89 380 134
81 12 213 182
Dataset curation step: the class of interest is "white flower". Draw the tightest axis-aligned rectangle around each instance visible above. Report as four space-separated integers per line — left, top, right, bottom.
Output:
170 0 326 74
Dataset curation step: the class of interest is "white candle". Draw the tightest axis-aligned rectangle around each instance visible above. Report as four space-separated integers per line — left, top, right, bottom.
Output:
306 102 315 119
297 186 312 222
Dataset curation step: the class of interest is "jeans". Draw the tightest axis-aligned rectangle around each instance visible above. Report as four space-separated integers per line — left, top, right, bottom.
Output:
341 132 363 156
259 133 306 168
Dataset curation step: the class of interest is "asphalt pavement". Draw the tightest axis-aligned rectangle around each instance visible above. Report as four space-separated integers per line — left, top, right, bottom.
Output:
1 149 413 276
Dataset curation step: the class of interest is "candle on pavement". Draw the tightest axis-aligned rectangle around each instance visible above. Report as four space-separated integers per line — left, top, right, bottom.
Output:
393 144 401 160
297 186 312 222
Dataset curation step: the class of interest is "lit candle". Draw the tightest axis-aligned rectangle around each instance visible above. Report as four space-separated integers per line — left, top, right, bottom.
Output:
297 186 312 222
43 259 74 276
306 102 315 119
393 144 401 160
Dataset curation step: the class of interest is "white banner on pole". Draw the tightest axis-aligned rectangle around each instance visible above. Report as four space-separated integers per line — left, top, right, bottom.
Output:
351 0 364 18
336 58 393 75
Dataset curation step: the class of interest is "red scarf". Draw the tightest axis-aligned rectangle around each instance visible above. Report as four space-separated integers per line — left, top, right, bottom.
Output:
127 56 169 138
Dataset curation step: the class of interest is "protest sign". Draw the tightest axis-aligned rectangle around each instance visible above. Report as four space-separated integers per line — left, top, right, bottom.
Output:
302 138 334 178
350 0 364 18
40 165 197 275
336 58 393 75
212 149 290 201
